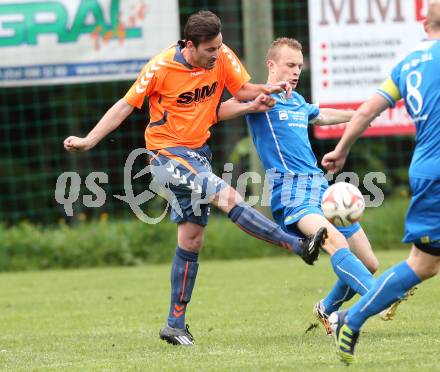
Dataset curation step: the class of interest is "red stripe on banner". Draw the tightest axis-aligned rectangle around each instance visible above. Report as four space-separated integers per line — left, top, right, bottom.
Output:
313 101 416 139
415 0 427 21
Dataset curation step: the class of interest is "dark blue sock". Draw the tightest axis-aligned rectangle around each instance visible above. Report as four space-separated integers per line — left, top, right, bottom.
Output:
322 279 356 314
346 261 421 331
167 247 199 329
228 202 303 255
331 248 375 296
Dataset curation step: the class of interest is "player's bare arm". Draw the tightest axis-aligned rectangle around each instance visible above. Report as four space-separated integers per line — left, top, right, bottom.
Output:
233 81 292 101
312 108 355 126
321 94 390 173
64 98 134 152
217 94 275 121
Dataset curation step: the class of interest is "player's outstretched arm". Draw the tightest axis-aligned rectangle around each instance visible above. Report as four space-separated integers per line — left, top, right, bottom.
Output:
64 98 134 152
313 108 355 126
234 81 292 101
217 94 275 121
321 94 389 173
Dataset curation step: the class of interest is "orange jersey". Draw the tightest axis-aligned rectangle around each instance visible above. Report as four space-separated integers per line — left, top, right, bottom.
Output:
124 43 250 150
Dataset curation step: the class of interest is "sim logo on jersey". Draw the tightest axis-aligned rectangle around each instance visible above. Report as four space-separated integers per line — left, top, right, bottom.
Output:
177 82 218 104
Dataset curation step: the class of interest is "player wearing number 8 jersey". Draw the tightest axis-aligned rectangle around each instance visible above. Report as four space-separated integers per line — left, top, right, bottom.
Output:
378 42 440 185
322 1 440 364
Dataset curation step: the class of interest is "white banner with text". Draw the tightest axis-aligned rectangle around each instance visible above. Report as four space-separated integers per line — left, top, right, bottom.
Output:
308 0 430 138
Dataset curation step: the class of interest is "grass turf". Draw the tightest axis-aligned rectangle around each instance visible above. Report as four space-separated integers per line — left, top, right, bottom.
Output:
0 249 439 371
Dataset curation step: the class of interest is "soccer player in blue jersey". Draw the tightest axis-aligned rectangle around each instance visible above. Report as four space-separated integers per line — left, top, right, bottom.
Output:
218 37 379 335
321 1 440 364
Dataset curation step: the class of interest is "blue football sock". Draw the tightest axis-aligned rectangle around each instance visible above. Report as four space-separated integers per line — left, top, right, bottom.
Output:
331 248 375 296
322 279 356 315
167 247 199 329
346 261 421 331
228 202 303 255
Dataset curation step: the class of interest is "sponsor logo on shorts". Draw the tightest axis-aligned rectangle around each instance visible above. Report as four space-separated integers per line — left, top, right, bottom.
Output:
284 208 309 223
421 235 431 244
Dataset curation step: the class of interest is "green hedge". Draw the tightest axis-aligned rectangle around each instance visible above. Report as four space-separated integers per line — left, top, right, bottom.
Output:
0 215 280 271
0 197 410 271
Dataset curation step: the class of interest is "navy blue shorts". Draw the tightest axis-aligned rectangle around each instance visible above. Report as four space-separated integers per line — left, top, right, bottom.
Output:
150 144 227 226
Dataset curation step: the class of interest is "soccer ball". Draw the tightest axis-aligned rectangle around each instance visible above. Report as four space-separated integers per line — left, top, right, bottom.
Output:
321 182 365 227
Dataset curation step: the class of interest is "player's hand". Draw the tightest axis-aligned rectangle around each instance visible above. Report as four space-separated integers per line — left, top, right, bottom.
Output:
63 136 94 152
321 149 348 173
248 93 276 112
265 81 292 98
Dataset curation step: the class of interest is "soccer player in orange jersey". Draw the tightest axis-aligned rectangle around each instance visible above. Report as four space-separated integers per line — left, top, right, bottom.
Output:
64 10 327 345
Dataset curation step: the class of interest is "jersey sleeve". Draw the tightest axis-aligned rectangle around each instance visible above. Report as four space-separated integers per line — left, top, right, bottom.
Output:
220 44 251 95
123 58 161 108
245 112 257 126
307 102 320 123
376 62 403 107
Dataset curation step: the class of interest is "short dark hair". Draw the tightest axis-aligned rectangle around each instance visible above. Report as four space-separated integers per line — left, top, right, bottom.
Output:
184 10 222 47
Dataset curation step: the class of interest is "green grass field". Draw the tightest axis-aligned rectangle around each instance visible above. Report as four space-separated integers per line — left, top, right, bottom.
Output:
1 250 439 371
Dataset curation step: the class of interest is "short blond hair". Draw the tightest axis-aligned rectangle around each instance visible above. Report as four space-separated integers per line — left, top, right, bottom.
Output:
427 0 440 30
267 38 302 61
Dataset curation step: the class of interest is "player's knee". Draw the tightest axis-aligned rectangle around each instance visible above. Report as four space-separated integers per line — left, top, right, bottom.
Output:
364 257 379 274
324 227 348 252
227 187 244 206
181 234 204 252
213 186 243 211
409 246 440 280
419 264 440 280
178 223 204 252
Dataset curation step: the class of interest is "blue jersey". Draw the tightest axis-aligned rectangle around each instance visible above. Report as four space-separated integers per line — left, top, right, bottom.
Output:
246 93 360 238
377 39 440 180
246 92 321 176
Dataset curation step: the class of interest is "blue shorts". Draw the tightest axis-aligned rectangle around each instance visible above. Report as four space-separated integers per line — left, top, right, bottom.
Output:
149 144 227 226
271 174 361 239
403 177 440 248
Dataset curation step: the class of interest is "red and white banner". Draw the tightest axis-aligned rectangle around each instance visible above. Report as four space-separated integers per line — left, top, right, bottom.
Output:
308 0 431 139
316 101 415 139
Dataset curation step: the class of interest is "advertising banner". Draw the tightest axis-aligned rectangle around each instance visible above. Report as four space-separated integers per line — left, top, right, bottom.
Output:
308 0 430 138
0 0 179 86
